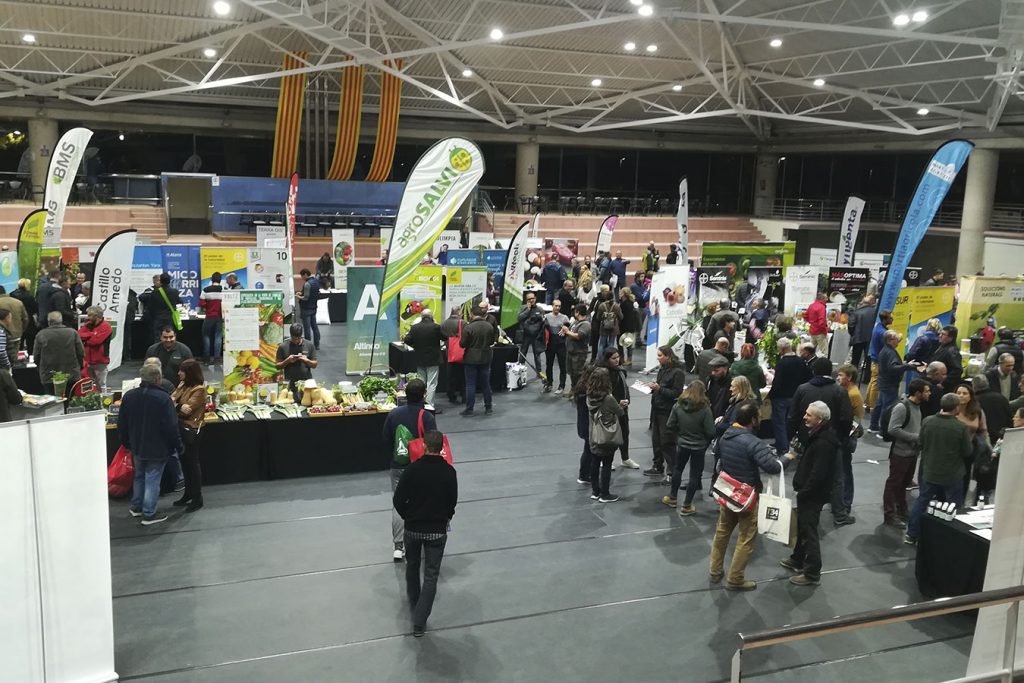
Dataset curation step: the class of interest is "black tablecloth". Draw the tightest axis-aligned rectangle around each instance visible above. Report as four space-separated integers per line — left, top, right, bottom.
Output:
388 342 518 391
105 411 389 485
12 364 45 395
324 291 347 323
916 513 989 598
130 318 204 360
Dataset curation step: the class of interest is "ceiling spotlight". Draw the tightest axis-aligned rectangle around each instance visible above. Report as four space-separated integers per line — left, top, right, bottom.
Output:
212 1 231 16
203 47 217 58
672 84 683 92
779 156 787 162
118 133 125 141
489 28 504 40
912 10 928 22
638 4 654 17
629 0 644 5
769 38 783 48
917 107 929 115
646 44 658 53
591 78 603 87
624 41 636 51
22 33 36 43
462 69 473 77
892 13 910 26
813 78 825 87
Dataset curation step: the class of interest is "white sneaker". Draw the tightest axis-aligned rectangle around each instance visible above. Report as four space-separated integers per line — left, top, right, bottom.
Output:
621 459 641 469
393 547 405 562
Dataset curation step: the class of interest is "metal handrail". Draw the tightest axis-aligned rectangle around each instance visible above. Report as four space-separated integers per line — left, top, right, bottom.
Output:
732 584 1024 682
770 197 1024 232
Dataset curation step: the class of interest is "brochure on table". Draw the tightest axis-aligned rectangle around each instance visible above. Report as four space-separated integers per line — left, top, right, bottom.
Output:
222 289 285 389
398 266 443 337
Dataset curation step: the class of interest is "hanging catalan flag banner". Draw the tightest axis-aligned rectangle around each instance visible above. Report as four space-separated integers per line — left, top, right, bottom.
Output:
270 52 308 178
365 60 403 182
326 63 364 181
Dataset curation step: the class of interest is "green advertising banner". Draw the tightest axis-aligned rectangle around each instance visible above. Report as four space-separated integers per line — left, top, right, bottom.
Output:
958 277 1024 343
17 209 45 284
399 265 443 337
347 266 398 375
699 241 796 301
223 289 285 389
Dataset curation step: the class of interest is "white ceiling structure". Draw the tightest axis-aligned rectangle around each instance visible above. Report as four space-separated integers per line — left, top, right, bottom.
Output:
0 0 1020 141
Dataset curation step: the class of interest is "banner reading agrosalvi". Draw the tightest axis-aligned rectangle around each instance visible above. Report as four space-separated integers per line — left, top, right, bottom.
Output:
43 127 93 248
500 220 530 330
379 139 485 312
92 229 137 372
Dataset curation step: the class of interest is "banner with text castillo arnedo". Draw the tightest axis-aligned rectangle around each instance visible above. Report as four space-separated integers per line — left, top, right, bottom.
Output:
91 229 136 372
346 266 398 374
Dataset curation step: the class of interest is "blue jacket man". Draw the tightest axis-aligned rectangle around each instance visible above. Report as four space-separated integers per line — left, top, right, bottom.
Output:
541 260 566 305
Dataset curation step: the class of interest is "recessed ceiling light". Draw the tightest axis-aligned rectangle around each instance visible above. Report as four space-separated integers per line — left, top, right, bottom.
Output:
489 28 504 40
203 47 217 58
21 33 36 43
813 78 825 87
638 4 654 17
212 1 231 16
671 84 683 92
118 133 125 141
769 38 783 48
912 10 928 22
462 69 473 77
917 107 929 115
629 0 644 5
893 13 910 26
624 41 636 51
591 78 603 87
646 44 658 52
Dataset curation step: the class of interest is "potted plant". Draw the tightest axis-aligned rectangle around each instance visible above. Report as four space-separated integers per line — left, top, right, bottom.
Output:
50 370 69 398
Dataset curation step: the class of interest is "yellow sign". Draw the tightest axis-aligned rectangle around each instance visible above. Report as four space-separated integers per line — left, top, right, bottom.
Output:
201 247 248 287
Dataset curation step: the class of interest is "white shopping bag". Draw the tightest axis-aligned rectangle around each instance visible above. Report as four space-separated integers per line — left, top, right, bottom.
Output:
506 362 528 391
757 461 795 546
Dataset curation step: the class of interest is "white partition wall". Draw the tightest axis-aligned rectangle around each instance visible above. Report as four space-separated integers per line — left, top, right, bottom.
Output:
0 413 117 683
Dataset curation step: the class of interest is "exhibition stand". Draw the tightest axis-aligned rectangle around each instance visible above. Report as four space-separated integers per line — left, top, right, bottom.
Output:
915 513 989 598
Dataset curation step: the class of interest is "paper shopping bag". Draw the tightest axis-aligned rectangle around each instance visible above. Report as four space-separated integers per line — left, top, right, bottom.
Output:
757 462 794 546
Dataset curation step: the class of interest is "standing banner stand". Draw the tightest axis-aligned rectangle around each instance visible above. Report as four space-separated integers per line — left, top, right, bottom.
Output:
1 413 117 683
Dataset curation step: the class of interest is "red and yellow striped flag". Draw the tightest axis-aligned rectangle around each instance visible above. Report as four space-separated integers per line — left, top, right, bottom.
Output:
326 62 364 181
365 60 403 182
270 52 308 178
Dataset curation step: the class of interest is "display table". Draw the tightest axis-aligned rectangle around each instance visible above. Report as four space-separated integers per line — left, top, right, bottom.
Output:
388 342 519 391
322 290 347 323
130 317 204 359
105 410 389 485
915 513 989 598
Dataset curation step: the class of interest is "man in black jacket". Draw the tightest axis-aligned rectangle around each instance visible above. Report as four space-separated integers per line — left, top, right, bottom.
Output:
782 400 838 586
929 325 962 394
973 375 1012 445
643 345 687 478
517 292 546 381
393 430 457 637
984 353 1021 401
847 294 876 378
144 273 181 342
985 327 1024 375
403 310 444 410
459 304 496 416
49 273 76 328
788 357 854 444
706 357 733 419
768 337 812 455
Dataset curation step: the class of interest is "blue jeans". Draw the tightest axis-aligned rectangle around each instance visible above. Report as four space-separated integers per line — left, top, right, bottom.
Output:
464 363 492 411
201 316 222 359
907 479 964 539
770 397 792 454
830 443 855 517
131 458 167 518
301 311 320 348
871 387 898 431
544 290 556 305
596 334 617 359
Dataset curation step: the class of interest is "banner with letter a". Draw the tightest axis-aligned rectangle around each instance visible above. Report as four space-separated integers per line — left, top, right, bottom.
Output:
500 220 530 330
91 229 136 372
878 139 973 314
347 266 398 374
43 127 93 247
837 195 865 266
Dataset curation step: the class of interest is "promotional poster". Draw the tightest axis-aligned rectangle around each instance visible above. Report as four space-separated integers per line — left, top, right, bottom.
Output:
784 266 823 315
446 249 483 267
740 266 784 315
957 277 1024 337
500 221 529 330
331 228 355 290
248 248 295 315
445 267 488 319
827 267 870 311
699 241 795 300
694 266 731 308
542 238 579 272
432 231 462 260
201 247 248 289
595 215 617 257
130 245 163 295
346 266 398 374
651 266 691 367
223 289 285 388
42 127 93 247
0 250 19 295
91 230 137 372
161 245 201 309
398 266 443 337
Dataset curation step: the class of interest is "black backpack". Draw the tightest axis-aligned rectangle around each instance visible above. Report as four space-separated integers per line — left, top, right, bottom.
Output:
880 398 910 442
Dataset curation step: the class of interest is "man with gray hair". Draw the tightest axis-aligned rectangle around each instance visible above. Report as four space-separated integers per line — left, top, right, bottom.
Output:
117 363 183 526
33 310 84 395
403 309 443 409
871 329 924 434
782 400 838 586
696 336 730 384
984 352 1020 401
78 305 112 390
922 361 947 417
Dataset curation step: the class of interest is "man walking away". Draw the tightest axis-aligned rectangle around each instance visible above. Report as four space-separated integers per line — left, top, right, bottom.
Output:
0 284 29 366
805 292 829 356
383 379 436 562
905 392 973 545
783 401 838 586
296 268 321 350
198 271 224 363
393 430 457 637
882 379 929 527
710 403 791 591
847 294 876 377
403 310 444 410
459 304 496 416
594 288 622 359
33 311 85 395
768 337 812 455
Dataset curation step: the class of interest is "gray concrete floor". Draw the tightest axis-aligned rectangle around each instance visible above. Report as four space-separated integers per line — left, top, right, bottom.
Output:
107 325 975 682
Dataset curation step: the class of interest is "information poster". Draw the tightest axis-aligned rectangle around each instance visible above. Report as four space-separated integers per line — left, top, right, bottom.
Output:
447 249 482 268
784 266 822 315
695 266 730 308
652 266 690 363
481 250 507 289
130 246 163 295
432 232 461 260
161 245 201 309
468 232 494 249
895 286 956 358
743 266 784 315
957 276 1024 338
445 267 487 319
809 247 837 268
699 241 795 301
331 228 355 291
542 238 579 273
222 289 285 389
248 248 294 315
0 250 19 294
398 266 443 337
201 247 248 289
346 266 398 374
827 267 870 311
256 222 287 248
853 252 889 278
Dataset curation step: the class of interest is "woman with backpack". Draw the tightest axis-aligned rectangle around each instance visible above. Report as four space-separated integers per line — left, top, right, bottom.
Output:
586 367 625 503
663 381 716 515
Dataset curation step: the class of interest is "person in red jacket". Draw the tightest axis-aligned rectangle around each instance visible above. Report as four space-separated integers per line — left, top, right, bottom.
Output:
804 292 829 356
78 305 113 390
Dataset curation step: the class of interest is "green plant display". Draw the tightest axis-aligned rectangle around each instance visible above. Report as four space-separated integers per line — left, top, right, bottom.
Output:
69 392 103 411
758 323 781 368
358 376 397 402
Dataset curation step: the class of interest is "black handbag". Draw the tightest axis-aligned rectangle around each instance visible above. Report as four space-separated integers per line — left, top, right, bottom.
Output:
179 423 199 446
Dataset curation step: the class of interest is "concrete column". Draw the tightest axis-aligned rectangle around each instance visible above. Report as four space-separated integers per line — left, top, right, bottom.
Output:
957 148 998 278
28 117 58 203
514 141 539 209
753 152 779 217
